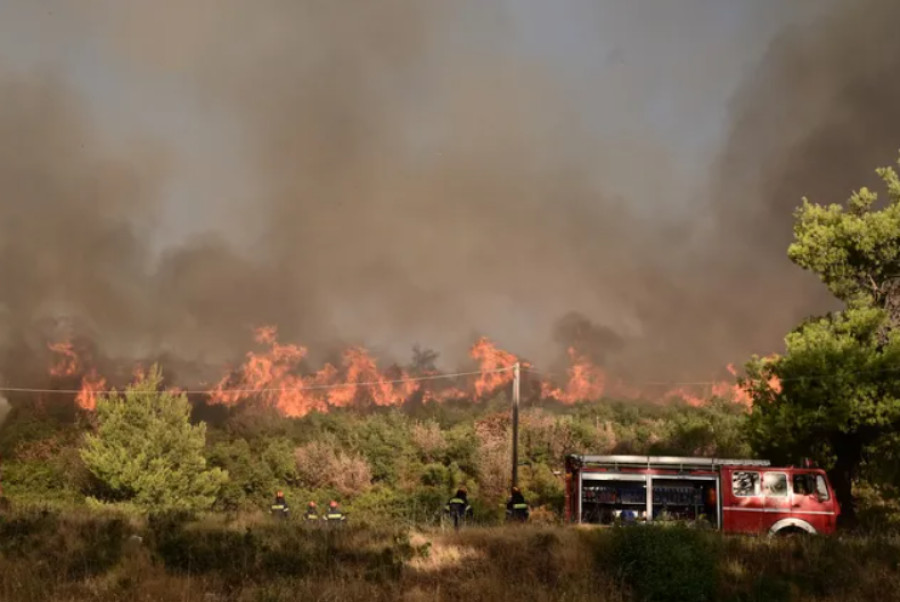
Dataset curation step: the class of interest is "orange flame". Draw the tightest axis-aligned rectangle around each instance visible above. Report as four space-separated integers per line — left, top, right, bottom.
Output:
469 337 519 398
48 341 81 377
541 347 607 404
75 369 107 411
325 347 419 408
132 364 147 382
538 354 771 409
422 386 468 404
658 363 781 408
209 326 319 416
208 327 421 417
46 325 783 416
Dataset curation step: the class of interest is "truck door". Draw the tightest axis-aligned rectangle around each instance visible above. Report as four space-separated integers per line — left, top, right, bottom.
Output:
760 471 791 533
722 468 763 533
791 471 838 534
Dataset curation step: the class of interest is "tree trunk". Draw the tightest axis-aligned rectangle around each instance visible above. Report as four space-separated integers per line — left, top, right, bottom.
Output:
828 436 862 529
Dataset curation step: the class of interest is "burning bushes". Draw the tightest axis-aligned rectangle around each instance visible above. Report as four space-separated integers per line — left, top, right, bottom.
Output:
294 440 373 497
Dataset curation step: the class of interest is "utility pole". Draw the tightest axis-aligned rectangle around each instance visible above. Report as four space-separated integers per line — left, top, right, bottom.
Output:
511 362 520 489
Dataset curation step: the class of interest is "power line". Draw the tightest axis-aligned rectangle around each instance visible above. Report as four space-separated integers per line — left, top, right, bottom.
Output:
523 364 900 387
6 359 900 398
0 366 515 396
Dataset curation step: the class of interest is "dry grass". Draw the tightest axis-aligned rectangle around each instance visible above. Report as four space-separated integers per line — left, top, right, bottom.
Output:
2 508 900 602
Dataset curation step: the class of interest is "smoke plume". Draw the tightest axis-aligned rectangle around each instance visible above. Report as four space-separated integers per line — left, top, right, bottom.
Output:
695 0 900 364
0 0 897 391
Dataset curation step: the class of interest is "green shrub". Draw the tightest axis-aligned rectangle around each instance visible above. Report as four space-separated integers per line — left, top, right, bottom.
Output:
81 367 227 513
609 525 718 602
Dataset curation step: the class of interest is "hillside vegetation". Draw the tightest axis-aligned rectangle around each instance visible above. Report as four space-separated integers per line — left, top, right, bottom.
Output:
0 380 751 522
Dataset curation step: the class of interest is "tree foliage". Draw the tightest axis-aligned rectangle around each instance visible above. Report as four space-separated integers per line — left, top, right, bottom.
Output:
789 158 900 319
3 354 755 521
747 154 900 523
80 366 227 512
746 307 900 521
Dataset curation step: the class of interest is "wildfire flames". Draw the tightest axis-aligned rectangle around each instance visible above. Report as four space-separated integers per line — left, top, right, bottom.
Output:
48 341 108 410
208 327 421 416
75 369 107 411
43 327 777 417
541 348 607 403
469 337 522 398
48 341 81 377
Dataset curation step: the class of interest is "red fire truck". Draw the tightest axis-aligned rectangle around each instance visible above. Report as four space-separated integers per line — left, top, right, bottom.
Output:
564 455 840 535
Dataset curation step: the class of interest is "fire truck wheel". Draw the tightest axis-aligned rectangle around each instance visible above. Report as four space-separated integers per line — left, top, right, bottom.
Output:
769 518 816 537
776 527 808 538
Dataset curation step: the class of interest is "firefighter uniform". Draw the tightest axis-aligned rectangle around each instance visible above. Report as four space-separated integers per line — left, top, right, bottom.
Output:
305 501 319 522
444 488 472 530
324 501 347 523
271 492 290 520
506 487 529 522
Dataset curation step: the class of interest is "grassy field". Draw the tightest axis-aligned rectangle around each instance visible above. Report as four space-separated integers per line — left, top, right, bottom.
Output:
2 505 900 602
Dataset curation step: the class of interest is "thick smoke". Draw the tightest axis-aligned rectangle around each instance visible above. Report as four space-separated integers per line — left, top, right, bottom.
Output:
596 0 900 378
0 0 897 390
553 312 624 365
696 0 900 361
0 71 284 385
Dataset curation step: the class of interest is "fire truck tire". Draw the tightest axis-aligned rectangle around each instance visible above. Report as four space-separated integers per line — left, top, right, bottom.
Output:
769 518 817 536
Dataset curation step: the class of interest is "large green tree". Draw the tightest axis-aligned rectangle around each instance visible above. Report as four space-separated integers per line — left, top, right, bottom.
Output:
789 158 900 318
746 156 900 525
81 366 227 512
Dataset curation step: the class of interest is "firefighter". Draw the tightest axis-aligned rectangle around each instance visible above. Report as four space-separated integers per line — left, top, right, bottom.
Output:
304 501 319 522
271 491 290 520
324 500 347 523
444 487 472 531
506 486 529 523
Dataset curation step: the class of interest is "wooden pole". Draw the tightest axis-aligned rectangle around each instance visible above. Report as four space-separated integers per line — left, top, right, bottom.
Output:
512 362 520 489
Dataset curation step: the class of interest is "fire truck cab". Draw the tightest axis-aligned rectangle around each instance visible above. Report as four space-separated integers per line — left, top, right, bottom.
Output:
564 455 839 535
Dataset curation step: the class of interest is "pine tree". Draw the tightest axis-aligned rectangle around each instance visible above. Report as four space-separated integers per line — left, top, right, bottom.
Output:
80 365 227 512
746 154 900 525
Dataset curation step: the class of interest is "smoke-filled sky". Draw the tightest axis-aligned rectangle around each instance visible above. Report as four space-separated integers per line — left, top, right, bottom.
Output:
0 0 896 385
